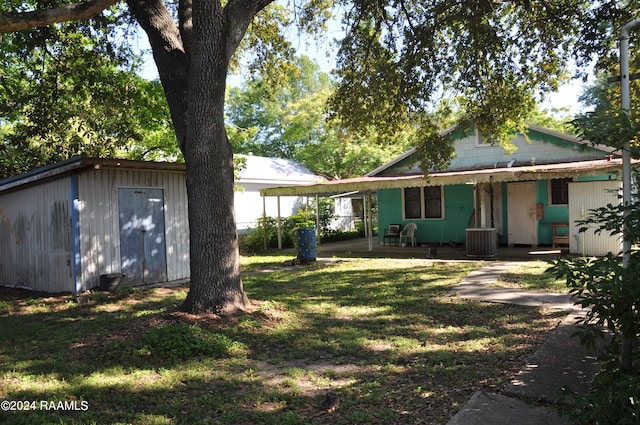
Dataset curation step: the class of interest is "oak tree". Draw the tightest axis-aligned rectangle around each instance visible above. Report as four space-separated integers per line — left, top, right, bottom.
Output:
1 0 636 314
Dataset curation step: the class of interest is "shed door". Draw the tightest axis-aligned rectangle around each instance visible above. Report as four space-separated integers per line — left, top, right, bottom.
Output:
507 181 537 246
118 188 168 285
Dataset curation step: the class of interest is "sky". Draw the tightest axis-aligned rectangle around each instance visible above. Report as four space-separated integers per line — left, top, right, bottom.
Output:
136 29 590 117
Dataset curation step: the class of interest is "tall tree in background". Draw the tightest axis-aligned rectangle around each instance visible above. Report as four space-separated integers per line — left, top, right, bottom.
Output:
227 55 411 178
0 0 636 314
0 12 179 177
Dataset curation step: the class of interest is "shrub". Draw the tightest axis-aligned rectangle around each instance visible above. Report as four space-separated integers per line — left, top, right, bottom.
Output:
550 199 640 425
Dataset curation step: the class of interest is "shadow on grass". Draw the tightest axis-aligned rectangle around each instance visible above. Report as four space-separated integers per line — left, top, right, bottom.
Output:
0 260 568 425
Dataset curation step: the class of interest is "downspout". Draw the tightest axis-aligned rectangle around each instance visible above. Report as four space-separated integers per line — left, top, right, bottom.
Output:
70 172 81 301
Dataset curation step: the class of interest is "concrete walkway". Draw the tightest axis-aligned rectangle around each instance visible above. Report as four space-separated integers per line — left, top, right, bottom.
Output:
448 262 578 310
446 262 602 425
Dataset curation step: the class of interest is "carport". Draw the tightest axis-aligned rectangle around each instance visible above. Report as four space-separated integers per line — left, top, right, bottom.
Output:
260 158 631 254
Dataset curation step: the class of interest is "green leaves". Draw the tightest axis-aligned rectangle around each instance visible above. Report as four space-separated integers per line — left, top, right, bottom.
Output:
330 1 632 170
227 54 411 178
0 20 178 178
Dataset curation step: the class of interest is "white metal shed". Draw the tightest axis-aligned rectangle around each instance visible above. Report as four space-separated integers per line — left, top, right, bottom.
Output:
0 157 190 294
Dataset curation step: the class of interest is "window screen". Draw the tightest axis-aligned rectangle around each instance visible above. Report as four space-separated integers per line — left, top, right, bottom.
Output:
424 186 442 218
404 187 422 219
550 178 571 205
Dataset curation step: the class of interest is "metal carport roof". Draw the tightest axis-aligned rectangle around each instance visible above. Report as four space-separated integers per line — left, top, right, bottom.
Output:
260 158 631 197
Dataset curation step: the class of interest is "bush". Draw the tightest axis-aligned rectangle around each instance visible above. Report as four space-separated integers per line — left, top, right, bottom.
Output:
240 214 308 252
240 214 365 252
549 199 640 425
320 229 364 243
560 355 640 425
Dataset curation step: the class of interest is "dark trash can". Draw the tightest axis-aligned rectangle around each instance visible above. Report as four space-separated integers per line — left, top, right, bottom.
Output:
296 228 317 264
99 273 125 291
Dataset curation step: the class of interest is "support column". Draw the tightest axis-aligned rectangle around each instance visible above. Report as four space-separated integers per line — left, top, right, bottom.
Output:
277 195 282 250
367 190 374 252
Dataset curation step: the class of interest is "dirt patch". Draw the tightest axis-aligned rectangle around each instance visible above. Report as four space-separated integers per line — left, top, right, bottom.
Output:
252 359 364 397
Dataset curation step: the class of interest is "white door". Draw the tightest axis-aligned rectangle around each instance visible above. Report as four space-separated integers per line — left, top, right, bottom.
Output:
507 181 537 246
569 180 622 256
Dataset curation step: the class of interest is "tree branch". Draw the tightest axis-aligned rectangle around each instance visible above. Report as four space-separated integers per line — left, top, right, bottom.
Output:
127 0 189 153
224 0 274 61
0 0 118 33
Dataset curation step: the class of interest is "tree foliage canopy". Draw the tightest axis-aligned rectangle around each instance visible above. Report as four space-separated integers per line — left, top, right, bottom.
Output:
329 0 640 169
0 8 177 178
227 55 410 178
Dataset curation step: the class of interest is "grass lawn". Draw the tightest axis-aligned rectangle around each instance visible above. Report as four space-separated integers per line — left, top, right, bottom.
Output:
0 257 568 425
491 261 569 293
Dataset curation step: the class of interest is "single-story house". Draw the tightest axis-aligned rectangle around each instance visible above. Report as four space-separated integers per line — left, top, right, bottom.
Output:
0 155 324 293
261 124 632 257
234 154 324 232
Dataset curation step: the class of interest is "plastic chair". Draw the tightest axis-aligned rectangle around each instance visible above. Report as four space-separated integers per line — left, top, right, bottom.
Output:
400 223 418 247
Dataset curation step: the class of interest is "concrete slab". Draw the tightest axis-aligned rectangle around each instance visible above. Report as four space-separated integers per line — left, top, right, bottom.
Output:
453 285 579 310
445 391 567 425
450 262 579 310
504 312 604 402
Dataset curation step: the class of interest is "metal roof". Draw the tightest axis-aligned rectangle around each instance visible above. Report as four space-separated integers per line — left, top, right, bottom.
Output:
237 154 322 185
0 157 186 194
0 155 323 194
260 158 632 197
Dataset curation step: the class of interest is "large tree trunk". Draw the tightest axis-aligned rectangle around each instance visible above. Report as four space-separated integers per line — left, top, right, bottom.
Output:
181 117 249 315
129 0 258 314
178 0 251 315
9 0 273 315
180 5 249 313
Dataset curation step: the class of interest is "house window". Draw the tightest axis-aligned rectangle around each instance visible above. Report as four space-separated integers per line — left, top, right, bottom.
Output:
475 126 492 147
424 186 442 218
404 187 422 219
403 186 444 219
550 178 571 205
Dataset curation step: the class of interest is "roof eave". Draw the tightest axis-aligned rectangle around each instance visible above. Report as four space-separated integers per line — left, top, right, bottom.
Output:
261 159 630 197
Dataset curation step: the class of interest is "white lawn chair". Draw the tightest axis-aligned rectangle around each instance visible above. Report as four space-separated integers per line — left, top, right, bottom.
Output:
400 222 418 247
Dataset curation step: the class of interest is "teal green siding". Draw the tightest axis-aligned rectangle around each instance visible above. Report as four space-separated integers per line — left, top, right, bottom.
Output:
379 175 617 247
536 180 568 244
377 185 474 245
499 175 615 246
376 125 612 177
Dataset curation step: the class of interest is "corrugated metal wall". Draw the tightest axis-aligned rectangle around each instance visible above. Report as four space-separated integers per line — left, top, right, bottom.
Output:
569 180 622 256
77 168 190 290
0 177 73 292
